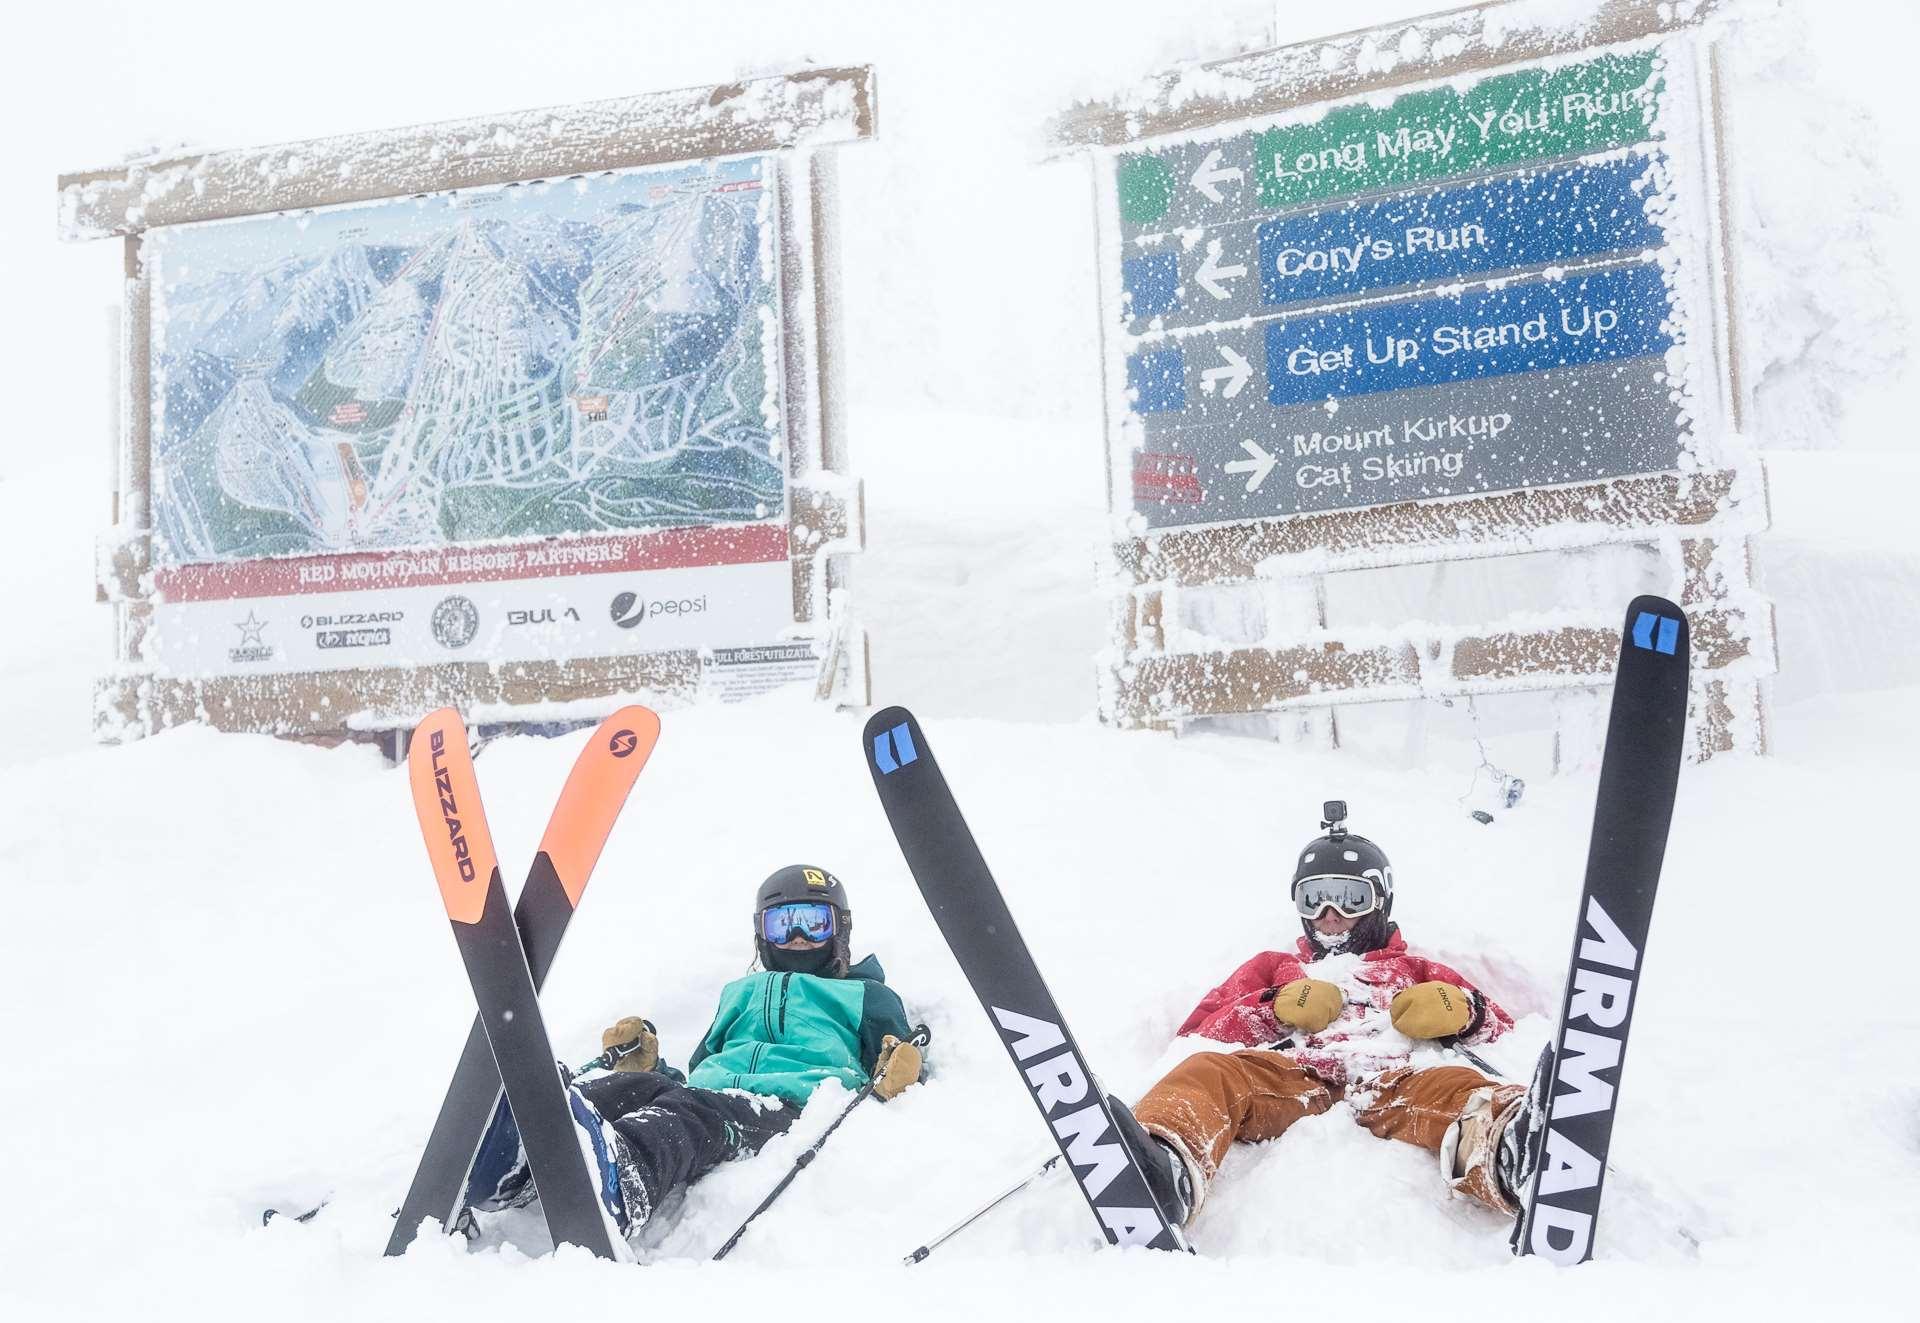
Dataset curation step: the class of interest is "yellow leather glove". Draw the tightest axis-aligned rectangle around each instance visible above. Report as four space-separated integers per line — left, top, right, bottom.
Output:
600 1015 660 1073
1269 978 1343 1034
871 1035 923 1100
1389 982 1474 1040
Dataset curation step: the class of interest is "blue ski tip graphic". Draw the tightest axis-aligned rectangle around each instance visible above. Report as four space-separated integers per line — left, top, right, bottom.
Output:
1631 611 1681 655
873 722 918 775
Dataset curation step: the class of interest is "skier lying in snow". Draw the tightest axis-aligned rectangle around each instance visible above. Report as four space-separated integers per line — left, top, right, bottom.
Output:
1110 802 1543 1229
466 865 924 1237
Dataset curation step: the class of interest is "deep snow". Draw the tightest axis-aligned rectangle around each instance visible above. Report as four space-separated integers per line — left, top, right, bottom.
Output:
3 1 1919 1320
3 686 1917 1320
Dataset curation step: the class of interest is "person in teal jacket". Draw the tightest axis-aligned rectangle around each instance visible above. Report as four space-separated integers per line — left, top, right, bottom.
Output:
467 864 924 1238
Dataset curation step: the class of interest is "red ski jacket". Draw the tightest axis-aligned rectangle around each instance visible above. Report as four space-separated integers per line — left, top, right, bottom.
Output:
1176 930 1513 1087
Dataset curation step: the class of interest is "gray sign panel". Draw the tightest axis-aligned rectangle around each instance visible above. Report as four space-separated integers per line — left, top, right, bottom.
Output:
1130 357 1684 527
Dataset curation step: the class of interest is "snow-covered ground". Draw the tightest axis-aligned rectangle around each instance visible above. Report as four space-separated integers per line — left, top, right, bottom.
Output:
3 650 1917 1318
3 1 1919 1319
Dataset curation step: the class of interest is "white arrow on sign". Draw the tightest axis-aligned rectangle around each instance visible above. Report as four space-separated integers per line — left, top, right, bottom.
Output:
1196 240 1247 300
1199 345 1252 399
1189 148 1244 204
1224 438 1279 493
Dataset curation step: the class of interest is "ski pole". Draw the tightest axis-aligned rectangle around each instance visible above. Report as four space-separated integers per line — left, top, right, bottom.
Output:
1440 1036 1503 1078
902 1152 1062 1265
712 1024 931 1262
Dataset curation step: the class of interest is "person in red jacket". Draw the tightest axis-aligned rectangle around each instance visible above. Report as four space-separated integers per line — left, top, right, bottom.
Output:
1111 802 1543 1229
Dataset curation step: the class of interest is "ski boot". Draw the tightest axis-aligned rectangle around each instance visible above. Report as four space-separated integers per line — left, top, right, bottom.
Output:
1106 1096 1198 1228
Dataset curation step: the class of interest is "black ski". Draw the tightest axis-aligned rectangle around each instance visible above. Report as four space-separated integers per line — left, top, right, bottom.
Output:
387 707 658 1256
407 708 628 1261
1513 596 1690 1263
863 706 1188 1252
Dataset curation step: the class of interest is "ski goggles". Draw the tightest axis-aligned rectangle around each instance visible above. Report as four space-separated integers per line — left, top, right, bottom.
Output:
761 901 837 945
1292 874 1381 919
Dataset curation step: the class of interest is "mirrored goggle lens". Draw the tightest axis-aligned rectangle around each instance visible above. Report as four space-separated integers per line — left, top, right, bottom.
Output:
761 901 836 944
1293 875 1378 919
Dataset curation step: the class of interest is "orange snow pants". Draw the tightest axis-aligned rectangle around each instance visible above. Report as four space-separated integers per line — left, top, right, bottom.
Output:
1132 1050 1515 1211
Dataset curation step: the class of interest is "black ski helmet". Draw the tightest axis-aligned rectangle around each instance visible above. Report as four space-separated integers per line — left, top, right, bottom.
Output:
753 864 853 977
1290 801 1396 957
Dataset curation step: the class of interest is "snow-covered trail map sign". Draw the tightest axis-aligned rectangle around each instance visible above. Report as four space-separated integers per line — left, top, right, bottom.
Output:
144 156 795 678
1110 48 1699 528
151 157 784 561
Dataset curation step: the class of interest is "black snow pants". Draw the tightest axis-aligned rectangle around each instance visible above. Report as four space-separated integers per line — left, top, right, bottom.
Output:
575 1071 795 1223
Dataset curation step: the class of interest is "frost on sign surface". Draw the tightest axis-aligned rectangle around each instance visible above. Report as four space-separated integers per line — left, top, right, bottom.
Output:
147 157 786 567
1109 48 1704 529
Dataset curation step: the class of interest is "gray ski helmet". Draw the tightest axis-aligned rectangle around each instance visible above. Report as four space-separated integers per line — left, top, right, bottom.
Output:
1291 807 1396 957
754 864 853 976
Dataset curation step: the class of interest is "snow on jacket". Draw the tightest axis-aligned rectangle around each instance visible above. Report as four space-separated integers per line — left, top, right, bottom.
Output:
685 953 915 1107
1176 929 1513 1087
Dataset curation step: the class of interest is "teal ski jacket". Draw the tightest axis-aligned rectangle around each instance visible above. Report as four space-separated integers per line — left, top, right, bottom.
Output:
685 954 915 1108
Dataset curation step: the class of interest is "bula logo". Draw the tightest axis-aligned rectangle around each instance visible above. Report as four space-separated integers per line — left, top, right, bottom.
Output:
508 606 582 627
428 729 476 883
611 592 708 629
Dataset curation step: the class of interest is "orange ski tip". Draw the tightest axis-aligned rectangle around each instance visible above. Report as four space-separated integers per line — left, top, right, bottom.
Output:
537 706 661 908
407 710 498 925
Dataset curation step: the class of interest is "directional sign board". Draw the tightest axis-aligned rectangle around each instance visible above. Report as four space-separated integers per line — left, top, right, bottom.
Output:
1106 47 1708 528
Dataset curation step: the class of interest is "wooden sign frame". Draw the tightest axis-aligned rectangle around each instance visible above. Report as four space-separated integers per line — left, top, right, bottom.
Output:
1058 0 1773 758
60 67 875 740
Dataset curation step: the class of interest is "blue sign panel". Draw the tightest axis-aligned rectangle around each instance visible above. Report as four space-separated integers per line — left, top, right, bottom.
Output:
1256 156 1661 307
1128 348 1187 414
1264 262 1670 406
1122 252 1181 320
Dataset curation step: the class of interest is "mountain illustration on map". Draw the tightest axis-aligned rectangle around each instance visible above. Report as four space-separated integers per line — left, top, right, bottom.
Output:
149 162 785 566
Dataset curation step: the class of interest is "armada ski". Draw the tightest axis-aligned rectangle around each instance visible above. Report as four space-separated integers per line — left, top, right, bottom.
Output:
388 706 658 1254
863 706 1188 1253
1513 596 1690 1264
406 708 646 1261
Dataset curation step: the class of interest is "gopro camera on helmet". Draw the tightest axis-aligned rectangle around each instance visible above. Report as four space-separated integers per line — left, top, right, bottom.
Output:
1292 802 1396 956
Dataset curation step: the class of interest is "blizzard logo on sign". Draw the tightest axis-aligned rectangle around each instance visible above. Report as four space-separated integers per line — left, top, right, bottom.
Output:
872 723 918 774
1630 611 1681 655
990 1007 1165 1247
1527 896 1639 1265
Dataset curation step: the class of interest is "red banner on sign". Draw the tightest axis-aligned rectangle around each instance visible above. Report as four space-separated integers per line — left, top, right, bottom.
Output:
155 524 790 604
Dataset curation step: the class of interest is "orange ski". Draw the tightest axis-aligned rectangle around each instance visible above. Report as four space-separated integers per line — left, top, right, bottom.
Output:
536 707 660 909
390 706 658 1257
402 708 638 1260
409 708 500 926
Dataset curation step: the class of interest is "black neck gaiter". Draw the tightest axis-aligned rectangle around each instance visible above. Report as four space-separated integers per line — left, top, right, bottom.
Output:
763 941 840 976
